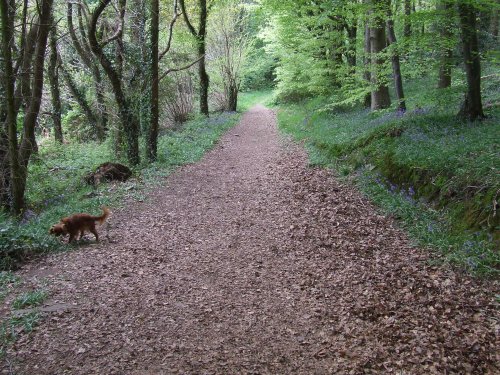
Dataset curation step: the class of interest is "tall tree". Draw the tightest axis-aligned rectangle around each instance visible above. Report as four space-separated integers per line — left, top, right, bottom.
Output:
67 1 107 141
179 0 210 116
48 15 63 143
0 0 54 214
369 0 391 110
363 21 372 108
148 0 159 161
386 1 405 112
437 0 453 89
457 0 485 120
404 0 412 37
89 0 140 165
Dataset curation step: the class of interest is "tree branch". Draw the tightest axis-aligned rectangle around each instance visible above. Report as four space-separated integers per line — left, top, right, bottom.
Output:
159 55 204 82
179 0 197 37
159 0 181 61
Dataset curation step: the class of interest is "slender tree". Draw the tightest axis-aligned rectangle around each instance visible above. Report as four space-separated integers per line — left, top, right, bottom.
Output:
457 0 485 120
370 0 391 110
148 0 159 161
0 0 54 214
404 0 412 37
437 0 453 89
363 21 372 108
67 1 107 141
386 1 405 112
48 16 63 143
89 0 140 164
179 0 210 116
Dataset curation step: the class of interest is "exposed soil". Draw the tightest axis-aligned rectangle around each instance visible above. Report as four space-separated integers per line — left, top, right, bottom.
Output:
2 105 499 374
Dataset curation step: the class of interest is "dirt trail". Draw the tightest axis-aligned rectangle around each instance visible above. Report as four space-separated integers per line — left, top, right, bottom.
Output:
3 105 498 374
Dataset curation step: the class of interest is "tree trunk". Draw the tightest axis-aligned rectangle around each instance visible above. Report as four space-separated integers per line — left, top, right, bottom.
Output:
148 0 159 162
180 0 210 116
457 1 485 121
386 14 406 112
363 22 371 108
89 0 140 165
490 4 498 37
18 0 53 184
0 0 23 214
346 25 357 69
437 0 453 89
198 0 210 116
59 62 99 130
48 21 63 143
226 81 238 112
404 0 412 37
67 2 107 141
370 1 391 110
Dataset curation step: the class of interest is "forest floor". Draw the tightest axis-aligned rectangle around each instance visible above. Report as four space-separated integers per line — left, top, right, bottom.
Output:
1 105 499 374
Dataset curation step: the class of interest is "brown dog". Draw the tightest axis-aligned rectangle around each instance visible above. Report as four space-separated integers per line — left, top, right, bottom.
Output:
49 207 110 243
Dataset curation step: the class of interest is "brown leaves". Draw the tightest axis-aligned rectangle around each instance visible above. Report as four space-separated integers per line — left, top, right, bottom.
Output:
2 106 499 374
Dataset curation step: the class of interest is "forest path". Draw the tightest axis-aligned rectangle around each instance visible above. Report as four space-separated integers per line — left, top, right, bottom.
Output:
4 105 498 374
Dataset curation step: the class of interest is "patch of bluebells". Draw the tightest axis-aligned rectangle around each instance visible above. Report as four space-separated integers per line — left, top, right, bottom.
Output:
42 194 65 207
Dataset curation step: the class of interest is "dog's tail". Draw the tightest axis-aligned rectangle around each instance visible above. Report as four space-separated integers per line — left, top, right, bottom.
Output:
93 207 110 224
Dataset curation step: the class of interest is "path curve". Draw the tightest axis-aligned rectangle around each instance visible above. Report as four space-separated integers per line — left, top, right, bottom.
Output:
3 105 498 374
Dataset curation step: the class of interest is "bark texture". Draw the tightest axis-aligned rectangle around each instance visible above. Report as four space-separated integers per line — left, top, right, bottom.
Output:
370 1 391 110
437 0 453 89
89 0 140 165
180 0 210 116
48 22 63 144
148 0 159 161
457 1 485 121
386 16 406 112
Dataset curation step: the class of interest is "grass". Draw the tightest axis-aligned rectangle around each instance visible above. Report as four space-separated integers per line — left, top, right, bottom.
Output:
12 289 48 310
0 312 40 358
238 90 275 111
276 72 500 276
0 111 242 270
0 272 20 302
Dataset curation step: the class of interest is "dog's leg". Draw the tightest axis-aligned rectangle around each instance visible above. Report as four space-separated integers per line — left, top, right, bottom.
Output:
90 224 99 241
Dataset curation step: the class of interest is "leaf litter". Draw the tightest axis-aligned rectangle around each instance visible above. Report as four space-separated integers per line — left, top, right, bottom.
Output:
1 105 498 374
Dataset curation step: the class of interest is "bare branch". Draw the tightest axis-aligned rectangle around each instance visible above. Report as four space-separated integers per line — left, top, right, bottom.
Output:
178 0 197 37
159 55 204 82
159 0 181 61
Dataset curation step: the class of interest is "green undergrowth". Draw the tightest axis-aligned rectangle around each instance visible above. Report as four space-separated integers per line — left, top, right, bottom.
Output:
0 111 241 270
0 311 40 358
277 74 500 276
238 90 275 111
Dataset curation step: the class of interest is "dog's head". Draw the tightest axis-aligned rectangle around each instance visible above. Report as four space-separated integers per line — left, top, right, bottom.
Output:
49 223 67 236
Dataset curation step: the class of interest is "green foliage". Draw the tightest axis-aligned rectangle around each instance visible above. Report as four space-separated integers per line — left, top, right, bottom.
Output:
61 108 93 142
0 272 20 302
238 90 275 111
276 73 500 276
12 289 48 310
241 38 276 91
0 312 40 358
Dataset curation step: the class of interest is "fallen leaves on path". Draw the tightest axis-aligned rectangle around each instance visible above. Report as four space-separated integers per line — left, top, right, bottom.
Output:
2 105 498 374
